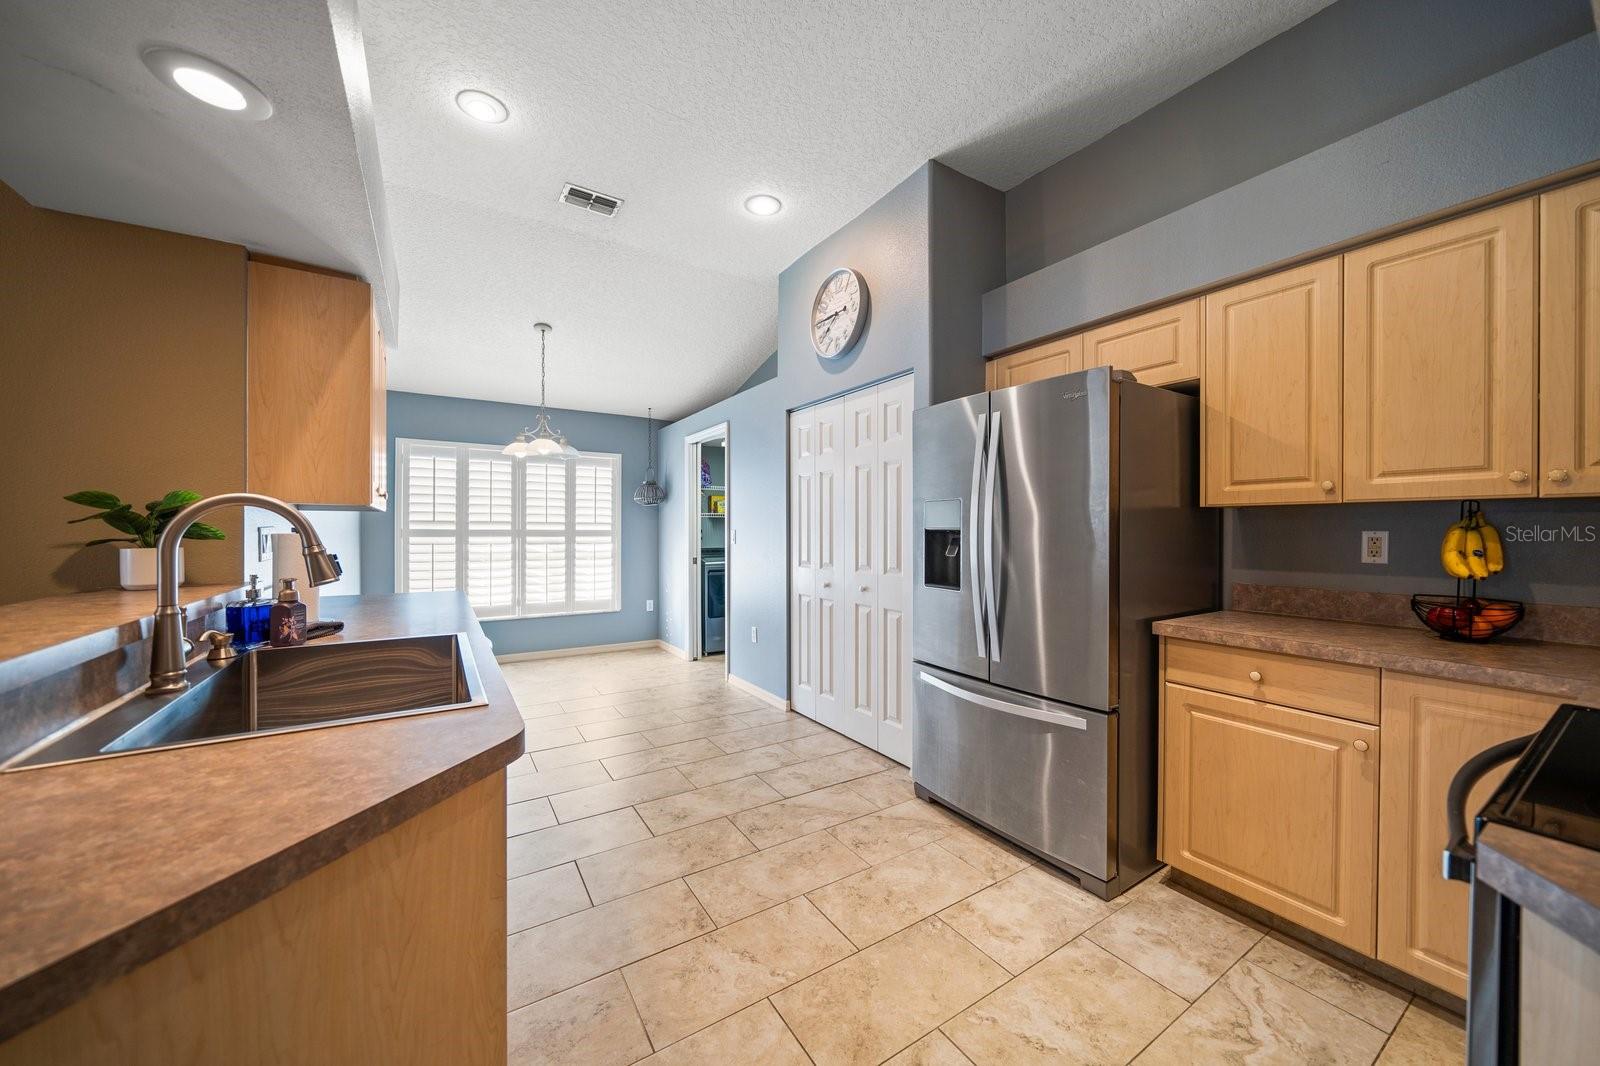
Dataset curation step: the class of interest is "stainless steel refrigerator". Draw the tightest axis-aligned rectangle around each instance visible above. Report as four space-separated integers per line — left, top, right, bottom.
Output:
912 367 1218 899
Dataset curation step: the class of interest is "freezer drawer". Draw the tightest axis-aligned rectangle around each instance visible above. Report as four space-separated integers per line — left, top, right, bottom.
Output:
912 663 1115 881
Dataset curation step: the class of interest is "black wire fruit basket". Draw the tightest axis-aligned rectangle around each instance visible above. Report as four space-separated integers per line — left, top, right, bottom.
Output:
1411 500 1524 642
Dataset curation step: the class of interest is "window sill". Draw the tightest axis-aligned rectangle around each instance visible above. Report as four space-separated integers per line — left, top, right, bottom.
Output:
475 605 623 623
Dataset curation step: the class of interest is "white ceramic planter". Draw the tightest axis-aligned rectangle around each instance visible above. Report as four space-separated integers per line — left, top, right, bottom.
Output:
119 546 182 591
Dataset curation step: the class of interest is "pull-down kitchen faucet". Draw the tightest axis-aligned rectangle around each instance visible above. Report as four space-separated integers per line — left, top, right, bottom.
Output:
147 493 342 694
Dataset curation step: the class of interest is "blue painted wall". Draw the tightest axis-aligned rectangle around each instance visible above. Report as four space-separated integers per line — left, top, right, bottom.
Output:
360 390 660 656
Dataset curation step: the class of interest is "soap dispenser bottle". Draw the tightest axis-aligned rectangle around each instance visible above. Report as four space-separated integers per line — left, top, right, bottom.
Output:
226 574 271 648
269 577 308 647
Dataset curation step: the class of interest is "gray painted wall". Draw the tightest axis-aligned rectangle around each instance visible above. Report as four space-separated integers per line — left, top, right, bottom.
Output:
657 161 1004 700
929 164 1007 405
359 390 660 656
1226 500 1600 608
1005 0 1595 281
984 32 1600 354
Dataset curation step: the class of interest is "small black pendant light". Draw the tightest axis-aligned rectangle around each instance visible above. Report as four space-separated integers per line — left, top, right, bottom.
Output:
633 407 667 507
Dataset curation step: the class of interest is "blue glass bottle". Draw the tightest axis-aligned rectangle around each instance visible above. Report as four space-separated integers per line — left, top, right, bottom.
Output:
226 574 271 648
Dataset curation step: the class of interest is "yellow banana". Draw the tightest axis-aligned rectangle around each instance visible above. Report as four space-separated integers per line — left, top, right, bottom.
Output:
1478 517 1505 574
1465 520 1491 580
1440 518 1473 579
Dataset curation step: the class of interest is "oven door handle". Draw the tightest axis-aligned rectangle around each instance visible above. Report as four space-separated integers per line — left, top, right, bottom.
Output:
918 671 1087 730
1442 733 1536 883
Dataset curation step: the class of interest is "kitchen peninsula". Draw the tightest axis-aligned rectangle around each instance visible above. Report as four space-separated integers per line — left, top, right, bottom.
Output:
0 591 524 1064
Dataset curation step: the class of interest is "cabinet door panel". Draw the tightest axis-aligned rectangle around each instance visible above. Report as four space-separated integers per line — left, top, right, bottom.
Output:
986 334 1082 390
1163 683 1378 952
1203 260 1342 505
247 261 382 507
1540 174 1600 496
1085 299 1201 387
1377 673 1558 996
1343 200 1537 501
370 319 388 510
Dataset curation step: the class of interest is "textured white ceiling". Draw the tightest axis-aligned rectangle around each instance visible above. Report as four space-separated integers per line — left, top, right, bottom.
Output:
364 0 1332 419
0 0 396 336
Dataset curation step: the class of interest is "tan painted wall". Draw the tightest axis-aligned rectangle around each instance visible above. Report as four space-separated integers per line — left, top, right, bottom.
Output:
0 181 246 604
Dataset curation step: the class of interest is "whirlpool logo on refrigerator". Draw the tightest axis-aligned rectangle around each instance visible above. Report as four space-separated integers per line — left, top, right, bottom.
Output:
1062 390 1087 401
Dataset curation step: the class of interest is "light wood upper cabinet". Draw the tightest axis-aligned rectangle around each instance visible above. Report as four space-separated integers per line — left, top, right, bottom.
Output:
1162 681 1378 952
1376 673 1559 997
1085 298 1201 387
985 333 1081 390
1540 174 1600 496
1202 259 1343 506
1343 199 1538 501
247 261 388 509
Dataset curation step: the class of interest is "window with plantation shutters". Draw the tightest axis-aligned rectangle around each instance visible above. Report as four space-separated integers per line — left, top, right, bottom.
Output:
395 439 621 619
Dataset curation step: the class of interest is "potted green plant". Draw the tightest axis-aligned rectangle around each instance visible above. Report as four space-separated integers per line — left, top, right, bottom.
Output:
65 490 226 590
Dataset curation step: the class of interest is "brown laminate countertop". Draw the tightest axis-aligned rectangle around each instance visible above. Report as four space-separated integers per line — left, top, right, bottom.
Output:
0 591 525 1043
1153 610 1600 705
0 584 241 690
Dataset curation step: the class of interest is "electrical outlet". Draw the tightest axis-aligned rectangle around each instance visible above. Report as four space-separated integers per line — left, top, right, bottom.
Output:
1361 530 1389 565
750 626 758 644
646 599 654 612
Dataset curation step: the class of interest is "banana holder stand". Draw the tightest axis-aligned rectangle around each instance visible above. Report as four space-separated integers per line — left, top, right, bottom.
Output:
1412 500 1525 642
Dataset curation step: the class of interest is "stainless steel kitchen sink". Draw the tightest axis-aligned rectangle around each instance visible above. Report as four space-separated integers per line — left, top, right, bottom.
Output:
4 634 488 771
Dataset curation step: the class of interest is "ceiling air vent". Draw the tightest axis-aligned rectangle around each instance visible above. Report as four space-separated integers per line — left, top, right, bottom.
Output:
559 183 623 217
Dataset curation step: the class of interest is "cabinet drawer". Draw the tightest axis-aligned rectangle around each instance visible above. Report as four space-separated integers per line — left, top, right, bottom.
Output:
1164 639 1378 724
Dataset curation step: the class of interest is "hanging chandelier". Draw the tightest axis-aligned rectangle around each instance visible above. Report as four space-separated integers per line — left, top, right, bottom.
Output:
503 322 579 459
633 407 667 506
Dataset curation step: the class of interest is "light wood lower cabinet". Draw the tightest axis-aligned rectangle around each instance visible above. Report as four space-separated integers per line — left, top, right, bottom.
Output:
0 772 507 1065
1539 173 1600 496
1375 673 1559 997
1202 258 1343 506
1161 642 1570 996
1162 682 1378 952
1085 298 1201 387
1342 199 1538 501
985 333 1082 390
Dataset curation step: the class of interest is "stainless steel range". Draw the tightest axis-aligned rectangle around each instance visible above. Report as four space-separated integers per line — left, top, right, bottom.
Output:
911 367 1218 899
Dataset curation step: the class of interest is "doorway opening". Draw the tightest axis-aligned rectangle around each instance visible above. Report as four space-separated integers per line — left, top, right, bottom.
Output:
685 424 730 670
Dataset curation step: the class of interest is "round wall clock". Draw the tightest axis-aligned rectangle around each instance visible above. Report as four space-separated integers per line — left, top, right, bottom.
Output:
811 267 869 359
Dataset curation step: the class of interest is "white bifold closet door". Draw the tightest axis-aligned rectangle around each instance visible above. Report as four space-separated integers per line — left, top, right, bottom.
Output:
789 375 912 764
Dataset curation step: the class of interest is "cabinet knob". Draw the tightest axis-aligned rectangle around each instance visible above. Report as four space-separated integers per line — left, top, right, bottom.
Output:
1353 739 1370 753
1320 480 1335 493
821 581 831 589
375 486 388 499
1248 670 1263 683
859 585 870 593
1508 470 1529 484
1548 469 1571 484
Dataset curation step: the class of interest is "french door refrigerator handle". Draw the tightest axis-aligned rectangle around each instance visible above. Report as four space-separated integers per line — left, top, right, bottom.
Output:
984 411 1002 661
969 413 989 658
918 671 1087 730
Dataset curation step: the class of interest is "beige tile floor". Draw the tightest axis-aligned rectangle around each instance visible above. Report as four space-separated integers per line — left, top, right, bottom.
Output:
500 648 1465 1065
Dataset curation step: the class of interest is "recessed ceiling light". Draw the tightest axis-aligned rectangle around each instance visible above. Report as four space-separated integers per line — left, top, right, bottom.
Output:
456 89 509 124
744 194 783 217
141 48 273 120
